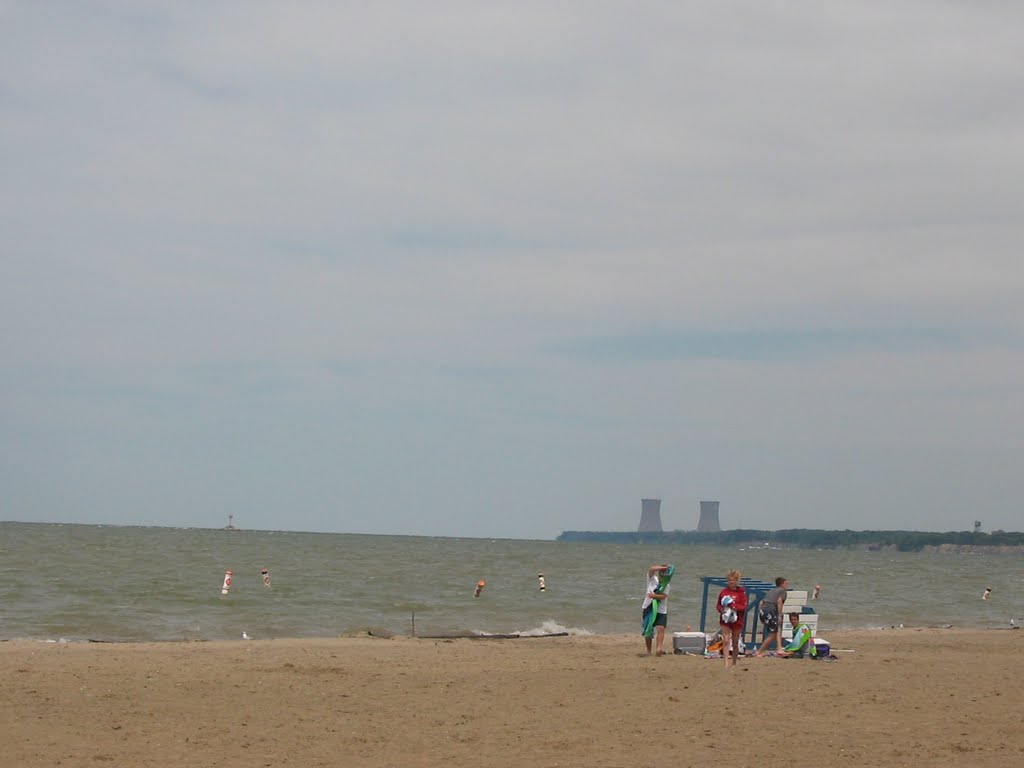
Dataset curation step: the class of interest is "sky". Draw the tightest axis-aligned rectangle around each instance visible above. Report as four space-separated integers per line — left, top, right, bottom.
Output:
2 1 1022 539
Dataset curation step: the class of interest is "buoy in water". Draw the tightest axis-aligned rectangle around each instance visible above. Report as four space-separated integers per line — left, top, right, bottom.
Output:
221 570 233 595
538 573 546 592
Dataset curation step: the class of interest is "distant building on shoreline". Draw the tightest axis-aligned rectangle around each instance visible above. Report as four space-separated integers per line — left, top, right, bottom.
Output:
697 501 720 532
638 499 663 532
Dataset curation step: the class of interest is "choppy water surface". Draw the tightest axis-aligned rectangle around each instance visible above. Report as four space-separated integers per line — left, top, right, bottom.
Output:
1 522 1021 642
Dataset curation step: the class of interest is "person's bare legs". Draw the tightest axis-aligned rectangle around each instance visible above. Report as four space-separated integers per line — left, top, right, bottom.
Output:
655 625 666 656
722 625 737 668
645 635 653 654
753 628 780 657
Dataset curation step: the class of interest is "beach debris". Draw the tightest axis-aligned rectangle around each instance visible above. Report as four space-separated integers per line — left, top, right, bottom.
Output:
221 570 233 595
538 573 546 592
474 580 486 598
983 587 992 600
416 631 569 640
261 568 271 588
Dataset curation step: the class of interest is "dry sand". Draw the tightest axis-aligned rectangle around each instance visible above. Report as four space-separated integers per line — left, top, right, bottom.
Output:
2 628 1021 768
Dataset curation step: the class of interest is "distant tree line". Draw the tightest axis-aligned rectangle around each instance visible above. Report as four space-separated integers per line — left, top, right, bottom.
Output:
555 528 1024 551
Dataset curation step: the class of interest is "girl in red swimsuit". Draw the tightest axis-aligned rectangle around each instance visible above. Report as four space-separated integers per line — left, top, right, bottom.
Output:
717 569 748 668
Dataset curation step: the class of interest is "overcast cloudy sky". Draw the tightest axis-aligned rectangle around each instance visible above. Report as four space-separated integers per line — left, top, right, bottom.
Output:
2 1 1021 538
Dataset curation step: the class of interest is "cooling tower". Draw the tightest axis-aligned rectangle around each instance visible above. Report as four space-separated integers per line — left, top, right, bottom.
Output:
638 498 663 532
697 501 721 532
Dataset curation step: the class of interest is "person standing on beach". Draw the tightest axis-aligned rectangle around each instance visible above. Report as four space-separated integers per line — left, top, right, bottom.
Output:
716 569 748 668
642 564 672 656
753 577 788 657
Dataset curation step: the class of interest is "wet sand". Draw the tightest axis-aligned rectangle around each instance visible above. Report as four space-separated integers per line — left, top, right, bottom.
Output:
2 628 1021 767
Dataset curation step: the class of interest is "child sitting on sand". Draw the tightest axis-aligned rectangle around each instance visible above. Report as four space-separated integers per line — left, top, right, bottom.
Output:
778 612 816 658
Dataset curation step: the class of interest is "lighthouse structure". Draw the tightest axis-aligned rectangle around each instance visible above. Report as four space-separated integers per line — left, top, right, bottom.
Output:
637 499 664 533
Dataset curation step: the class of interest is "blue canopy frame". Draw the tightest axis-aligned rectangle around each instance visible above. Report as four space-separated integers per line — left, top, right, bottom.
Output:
699 575 778 648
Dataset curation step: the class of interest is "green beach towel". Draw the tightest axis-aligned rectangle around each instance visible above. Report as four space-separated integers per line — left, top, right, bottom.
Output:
642 565 675 638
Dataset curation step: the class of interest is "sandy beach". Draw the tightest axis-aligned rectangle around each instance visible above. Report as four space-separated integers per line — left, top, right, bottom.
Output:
2 628 1021 768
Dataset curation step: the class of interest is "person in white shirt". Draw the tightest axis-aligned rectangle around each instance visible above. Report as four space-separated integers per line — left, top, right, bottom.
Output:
642 564 672 655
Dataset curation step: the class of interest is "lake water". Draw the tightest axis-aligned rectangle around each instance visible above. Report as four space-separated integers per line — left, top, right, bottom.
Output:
1 522 1021 642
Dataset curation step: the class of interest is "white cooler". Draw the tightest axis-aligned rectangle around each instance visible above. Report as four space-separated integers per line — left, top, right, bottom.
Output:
672 631 708 654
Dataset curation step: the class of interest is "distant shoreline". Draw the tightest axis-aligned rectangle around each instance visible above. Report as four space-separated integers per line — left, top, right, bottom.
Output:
556 528 1024 552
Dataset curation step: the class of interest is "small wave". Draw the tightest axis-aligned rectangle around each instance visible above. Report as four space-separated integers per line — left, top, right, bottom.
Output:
512 620 593 637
